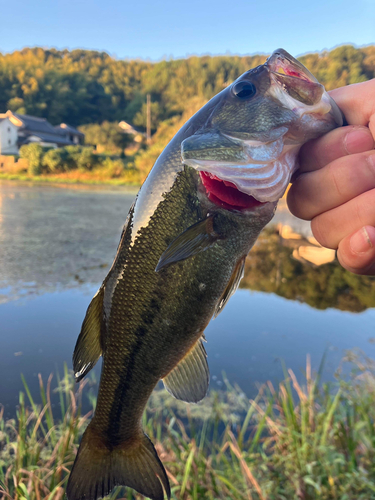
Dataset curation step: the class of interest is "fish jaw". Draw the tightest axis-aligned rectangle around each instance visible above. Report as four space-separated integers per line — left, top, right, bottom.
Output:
182 49 344 206
266 49 343 134
184 138 299 204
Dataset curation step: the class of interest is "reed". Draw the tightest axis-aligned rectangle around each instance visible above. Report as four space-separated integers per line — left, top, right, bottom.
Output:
1 353 375 500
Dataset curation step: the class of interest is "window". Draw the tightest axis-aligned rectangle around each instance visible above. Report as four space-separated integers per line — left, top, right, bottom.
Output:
7 127 10 133
8 139 11 144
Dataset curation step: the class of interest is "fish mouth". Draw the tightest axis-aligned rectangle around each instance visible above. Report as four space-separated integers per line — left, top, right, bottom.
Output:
200 171 267 211
266 48 318 83
266 49 327 107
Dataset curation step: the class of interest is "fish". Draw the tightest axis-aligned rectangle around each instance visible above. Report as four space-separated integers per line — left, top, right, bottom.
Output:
66 49 343 500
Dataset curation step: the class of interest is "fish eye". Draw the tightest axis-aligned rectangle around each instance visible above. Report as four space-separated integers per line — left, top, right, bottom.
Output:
232 81 256 99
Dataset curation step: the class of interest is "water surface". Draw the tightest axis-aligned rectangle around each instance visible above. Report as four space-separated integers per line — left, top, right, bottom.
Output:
1 181 374 416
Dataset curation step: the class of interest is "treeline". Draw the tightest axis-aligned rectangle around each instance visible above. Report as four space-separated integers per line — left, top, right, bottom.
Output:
0 45 374 130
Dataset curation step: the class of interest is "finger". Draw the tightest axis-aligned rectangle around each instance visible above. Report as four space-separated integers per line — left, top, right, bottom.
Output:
298 125 374 173
329 81 375 136
288 151 375 220
311 188 375 249
337 226 375 275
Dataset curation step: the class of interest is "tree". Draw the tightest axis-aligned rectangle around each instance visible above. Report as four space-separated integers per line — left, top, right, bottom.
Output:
79 122 133 153
42 148 69 172
20 143 44 175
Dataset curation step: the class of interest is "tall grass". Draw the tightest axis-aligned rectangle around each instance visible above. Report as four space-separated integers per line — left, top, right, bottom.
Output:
1 354 375 500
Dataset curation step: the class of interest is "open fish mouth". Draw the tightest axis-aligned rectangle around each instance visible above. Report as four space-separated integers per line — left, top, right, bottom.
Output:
199 171 267 211
266 48 319 84
182 48 343 208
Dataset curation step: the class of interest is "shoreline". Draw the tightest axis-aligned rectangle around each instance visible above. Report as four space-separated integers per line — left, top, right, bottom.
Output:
0 172 141 192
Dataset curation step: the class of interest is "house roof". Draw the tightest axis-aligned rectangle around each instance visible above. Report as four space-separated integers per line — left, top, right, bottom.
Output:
55 123 84 136
118 120 143 136
8 111 61 135
2 111 85 146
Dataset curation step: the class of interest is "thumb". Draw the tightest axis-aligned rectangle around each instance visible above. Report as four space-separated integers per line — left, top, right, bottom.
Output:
337 226 375 275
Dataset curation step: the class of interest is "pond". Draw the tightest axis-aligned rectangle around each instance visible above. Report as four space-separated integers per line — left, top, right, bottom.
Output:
1 181 375 416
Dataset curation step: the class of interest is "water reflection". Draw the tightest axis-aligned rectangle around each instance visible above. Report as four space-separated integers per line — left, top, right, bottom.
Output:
242 227 375 312
1 182 375 416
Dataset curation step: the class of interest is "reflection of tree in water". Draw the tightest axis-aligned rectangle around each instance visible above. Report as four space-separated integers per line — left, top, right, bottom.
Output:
241 227 375 312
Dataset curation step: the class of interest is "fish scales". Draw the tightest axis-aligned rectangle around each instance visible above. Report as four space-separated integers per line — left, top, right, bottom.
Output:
95 167 262 438
67 49 344 500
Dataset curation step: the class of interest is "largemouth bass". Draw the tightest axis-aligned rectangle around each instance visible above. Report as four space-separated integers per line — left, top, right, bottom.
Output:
67 49 343 500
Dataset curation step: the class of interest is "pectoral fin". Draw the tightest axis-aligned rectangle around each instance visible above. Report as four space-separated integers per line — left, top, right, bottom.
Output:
213 256 246 318
73 287 104 382
163 337 209 403
155 215 223 272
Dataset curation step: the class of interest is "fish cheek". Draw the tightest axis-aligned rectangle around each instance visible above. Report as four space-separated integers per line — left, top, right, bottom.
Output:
210 96 294 138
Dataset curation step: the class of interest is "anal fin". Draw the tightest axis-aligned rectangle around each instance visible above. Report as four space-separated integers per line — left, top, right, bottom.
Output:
213 255 246 318
163 336 209 403
73 287 104 382
156 215 223 272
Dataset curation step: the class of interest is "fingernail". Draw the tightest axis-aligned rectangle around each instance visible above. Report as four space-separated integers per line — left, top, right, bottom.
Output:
344 127 374 155
350 227 374 254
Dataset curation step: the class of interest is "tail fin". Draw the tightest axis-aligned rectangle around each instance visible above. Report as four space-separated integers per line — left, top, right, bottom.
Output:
66 423 171 500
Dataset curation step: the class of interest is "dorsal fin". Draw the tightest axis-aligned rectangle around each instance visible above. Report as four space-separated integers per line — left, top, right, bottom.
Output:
163 336 209 403
73 287 104 382
155 215 223 272
213 255 246 318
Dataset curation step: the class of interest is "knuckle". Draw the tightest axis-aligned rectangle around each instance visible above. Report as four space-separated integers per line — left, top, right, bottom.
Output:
328 163 344 199
337 248 375 274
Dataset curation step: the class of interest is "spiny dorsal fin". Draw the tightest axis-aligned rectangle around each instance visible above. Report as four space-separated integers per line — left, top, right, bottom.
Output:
213 255 246 318
73 287 104 382
156 215 222 272
163 337 209 403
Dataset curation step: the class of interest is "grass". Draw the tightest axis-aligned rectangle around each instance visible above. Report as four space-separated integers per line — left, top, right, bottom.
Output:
0 172 141 188
2 353 375 500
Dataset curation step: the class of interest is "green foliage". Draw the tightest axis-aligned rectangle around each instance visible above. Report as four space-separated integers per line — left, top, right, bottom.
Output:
1 45 374 131
42 147 69 172
79 121 133 153
2 355 375 499
20 143 44 175
20 143 101 174
133 100 161 130
4 45 375 183
76 146 97 171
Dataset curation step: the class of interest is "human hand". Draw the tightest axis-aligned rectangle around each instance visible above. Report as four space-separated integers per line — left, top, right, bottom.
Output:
287 79 375 275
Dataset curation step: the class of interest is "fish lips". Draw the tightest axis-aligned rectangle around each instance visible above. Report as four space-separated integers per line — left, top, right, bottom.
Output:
266 48 345 126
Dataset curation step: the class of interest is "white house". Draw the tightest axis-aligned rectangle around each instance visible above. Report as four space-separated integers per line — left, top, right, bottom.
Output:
0 117 18 154
0 110 85 154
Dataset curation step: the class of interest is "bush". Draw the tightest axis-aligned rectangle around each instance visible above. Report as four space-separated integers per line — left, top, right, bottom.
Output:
20 143 44 176
100 157 126 178
76 147 97 171
42 148 69 173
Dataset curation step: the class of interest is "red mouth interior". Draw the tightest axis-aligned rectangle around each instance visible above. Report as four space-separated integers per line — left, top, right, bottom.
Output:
278 65 310 82
200 171 264 210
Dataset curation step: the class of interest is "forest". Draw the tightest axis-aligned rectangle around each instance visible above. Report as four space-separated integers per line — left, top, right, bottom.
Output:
0 44 374 182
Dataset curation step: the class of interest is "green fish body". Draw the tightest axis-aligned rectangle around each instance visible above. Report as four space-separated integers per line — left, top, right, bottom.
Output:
67 49 343 500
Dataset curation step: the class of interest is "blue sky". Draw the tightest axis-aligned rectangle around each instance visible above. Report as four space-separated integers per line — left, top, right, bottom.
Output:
0 0 374 60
